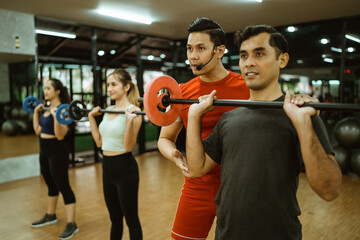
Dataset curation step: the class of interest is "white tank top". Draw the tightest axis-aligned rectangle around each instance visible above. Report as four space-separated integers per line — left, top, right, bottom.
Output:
98 105 134 152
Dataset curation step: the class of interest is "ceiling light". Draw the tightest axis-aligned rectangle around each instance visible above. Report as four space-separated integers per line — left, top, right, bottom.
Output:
140 55 161 61
36 29 76 39
98 50 105 56
287 26 296 32
255 0 263 2
329 80 340 85
185 60 190 65
164 62 186 67
311 80 322 85
347 47 355 53
160 54 166 59
110 50 116 55
320 38 329 44
323 58 333 63
296 59 304 64
97 9 152 25
225 49 229 54
345 34 360 43
331 47 342 53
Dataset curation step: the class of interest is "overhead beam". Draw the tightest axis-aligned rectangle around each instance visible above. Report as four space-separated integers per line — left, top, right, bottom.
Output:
38 55 92 64
109 36 146 63
63 36 171 51
35 16 173 41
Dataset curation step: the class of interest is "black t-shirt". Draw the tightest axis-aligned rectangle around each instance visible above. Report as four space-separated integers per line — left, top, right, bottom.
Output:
203 95 333 240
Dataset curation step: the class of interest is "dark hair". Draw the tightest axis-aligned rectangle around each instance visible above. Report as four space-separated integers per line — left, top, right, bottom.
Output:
108 68 140 107
188 17 225 47
234 25 288 58
48 78 70 104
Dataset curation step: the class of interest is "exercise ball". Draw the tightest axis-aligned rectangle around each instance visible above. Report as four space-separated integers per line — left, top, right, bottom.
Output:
18 108 28 119
350 149 360 176
11 108 20 119
333 145 351 174
1 120 21 136
28 113 34 122
15 119 31 134
334 117 360 148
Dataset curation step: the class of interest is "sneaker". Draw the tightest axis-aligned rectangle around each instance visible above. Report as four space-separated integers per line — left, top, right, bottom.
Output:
59 222 79 240
31 213 58 228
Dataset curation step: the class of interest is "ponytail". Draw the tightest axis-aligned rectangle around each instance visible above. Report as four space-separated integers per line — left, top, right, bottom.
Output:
48 78 70 104
59 86 71 104
127 82 140 107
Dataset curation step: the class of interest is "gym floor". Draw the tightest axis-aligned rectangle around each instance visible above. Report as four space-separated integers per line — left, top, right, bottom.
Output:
0 132 39 159
0 135 360 239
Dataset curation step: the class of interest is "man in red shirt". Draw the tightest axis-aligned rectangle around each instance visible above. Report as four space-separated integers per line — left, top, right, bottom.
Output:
157 17 250 240
157 17 317 240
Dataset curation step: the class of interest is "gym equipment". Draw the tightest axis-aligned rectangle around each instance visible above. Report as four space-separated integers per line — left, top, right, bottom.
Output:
11 108 20 119
333 145 351 174
28 113 34 122
15 119 31 134
18 108 28 119
142 76 182 126
23 96 51 113
350 149 360 176
68 100 146 120
139 75 360 126
23 96 74 125
334 117 360 148
23 96 146 125
56 100 146 125
1 120 21 136
56 104 73 125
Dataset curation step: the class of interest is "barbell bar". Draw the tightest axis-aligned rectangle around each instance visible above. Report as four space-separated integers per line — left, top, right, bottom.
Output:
139 75 360 126
58 100 146 125
143 95 360 110
23 97 146 125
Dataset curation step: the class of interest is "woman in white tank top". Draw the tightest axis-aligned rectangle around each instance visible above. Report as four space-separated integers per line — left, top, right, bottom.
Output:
88 68 143 240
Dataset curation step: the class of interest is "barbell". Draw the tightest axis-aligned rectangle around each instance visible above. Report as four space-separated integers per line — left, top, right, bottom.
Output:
65 100 146 122
139 75 360 126
23 96 73 124
23 96 52 113
23 97 146 125
55 100 146 125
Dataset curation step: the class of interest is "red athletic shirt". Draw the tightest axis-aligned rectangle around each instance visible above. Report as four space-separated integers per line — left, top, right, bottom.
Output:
179 71 250 181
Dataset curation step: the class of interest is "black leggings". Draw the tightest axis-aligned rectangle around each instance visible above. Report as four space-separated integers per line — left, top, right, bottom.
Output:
102 152 142 240
39 138 76 205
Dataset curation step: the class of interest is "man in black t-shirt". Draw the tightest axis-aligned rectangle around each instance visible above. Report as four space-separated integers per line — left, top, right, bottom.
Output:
186 25 342 239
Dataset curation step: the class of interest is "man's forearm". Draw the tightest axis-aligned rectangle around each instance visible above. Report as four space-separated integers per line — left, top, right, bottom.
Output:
186 112 207 176
296 118 342 201
158 137 178 163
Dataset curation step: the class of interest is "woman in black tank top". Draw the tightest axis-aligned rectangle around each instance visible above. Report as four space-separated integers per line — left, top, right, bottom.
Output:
31 79 78 240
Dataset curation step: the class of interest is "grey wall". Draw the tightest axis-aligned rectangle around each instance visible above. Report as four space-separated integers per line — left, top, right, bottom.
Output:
0 63 10 103
0 9 36 56
0 9 36 103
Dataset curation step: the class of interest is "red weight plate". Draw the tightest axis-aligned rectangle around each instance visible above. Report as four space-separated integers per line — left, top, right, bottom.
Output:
143 75 182 126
